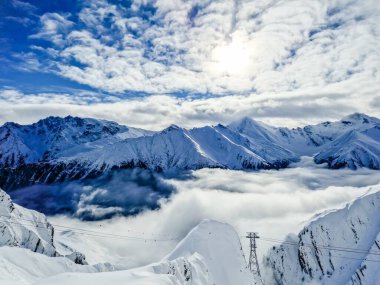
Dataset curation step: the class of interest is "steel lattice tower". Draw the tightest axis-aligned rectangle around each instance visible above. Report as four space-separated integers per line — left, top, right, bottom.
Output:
246 232 262 279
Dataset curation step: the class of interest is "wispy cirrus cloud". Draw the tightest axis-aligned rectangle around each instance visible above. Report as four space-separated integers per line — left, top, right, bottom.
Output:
5 16 34 27
11 0 38 13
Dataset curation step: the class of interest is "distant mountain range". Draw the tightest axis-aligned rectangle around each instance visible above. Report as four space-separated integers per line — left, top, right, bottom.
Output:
1 113 379 190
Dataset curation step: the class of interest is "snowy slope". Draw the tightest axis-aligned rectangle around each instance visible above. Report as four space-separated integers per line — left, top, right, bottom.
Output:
165 220 257 285
34 220 259 285
0 188 86 264
1 113 379 191
229 116 332 156
0 116 153 168
264 186 380 285
314 126 380 169
0 188 57 257
230 113 380 169
70 124 297 172
0 246 115 285
230 113 380 156
34 257 208 285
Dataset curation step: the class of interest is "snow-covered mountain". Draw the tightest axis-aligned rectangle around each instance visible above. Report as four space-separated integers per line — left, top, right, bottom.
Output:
34 220 259 285
0 115 153 168
0 188 86 264
231 113 380 158
0 113 379 190
0 188 56 257
0 247 115 284
264 186 380 285
0 218 260 285
68 124 298 173
314 126 380 169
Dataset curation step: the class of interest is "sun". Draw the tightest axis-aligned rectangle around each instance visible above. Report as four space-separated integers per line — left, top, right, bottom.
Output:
212 40 250 75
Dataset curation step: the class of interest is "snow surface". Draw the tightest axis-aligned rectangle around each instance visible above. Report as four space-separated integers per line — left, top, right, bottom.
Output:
0 219 259 285
0 188 89 264
0 190 259 285
314 126 380 169
165 220 256 285
265 185 380 285
0 246 115 285
73 124 297 172
0 189 57 257
0 116 153 168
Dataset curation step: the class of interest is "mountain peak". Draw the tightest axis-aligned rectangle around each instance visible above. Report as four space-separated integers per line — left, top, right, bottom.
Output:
161 124 182 133
1 121 20 129
341 113 377 124
228 116 265 132
34 116 73 127
233 116 259 126
165 220 255 285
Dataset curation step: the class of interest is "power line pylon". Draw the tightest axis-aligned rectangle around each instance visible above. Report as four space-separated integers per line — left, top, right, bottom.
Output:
246 232 262 280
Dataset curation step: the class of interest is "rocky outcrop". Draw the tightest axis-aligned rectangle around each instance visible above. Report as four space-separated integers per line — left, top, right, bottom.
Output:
0 188 87 264
265 187 380 285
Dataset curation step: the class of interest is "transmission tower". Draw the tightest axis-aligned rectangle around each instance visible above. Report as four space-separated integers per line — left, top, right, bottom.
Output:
246 232 262 279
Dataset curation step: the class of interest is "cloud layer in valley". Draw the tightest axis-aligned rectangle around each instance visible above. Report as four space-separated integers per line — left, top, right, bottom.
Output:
11 169 175 220
47 159 380 268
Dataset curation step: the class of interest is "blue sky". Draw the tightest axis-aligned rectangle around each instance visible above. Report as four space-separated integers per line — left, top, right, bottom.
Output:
0 0 379 129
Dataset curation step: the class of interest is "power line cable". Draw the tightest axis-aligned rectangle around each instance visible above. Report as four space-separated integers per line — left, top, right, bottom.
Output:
0 214 180 239
0 216 179 242
259 237 380 256
258 238 380 263
2 215 380 261
239 234 380 256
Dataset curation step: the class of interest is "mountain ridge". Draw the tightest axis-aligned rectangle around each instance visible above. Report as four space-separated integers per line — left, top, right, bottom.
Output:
0 188 87 264
1 113 379 190
264 186 380 285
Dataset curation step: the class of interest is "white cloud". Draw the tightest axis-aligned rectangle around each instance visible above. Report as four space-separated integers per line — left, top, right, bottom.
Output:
0 86 379 130
6 0 376 126
30 13 74 45
5 16 34 27
50 158 380 269
25 0 379 98
11 0 38 13
0 0 378 128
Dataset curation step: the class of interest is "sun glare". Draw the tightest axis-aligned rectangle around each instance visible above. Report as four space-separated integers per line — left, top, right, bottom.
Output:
212 41 250 75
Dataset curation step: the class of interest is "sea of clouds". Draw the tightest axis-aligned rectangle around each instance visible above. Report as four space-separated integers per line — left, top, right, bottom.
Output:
37 158 380 270
10 168 175 220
